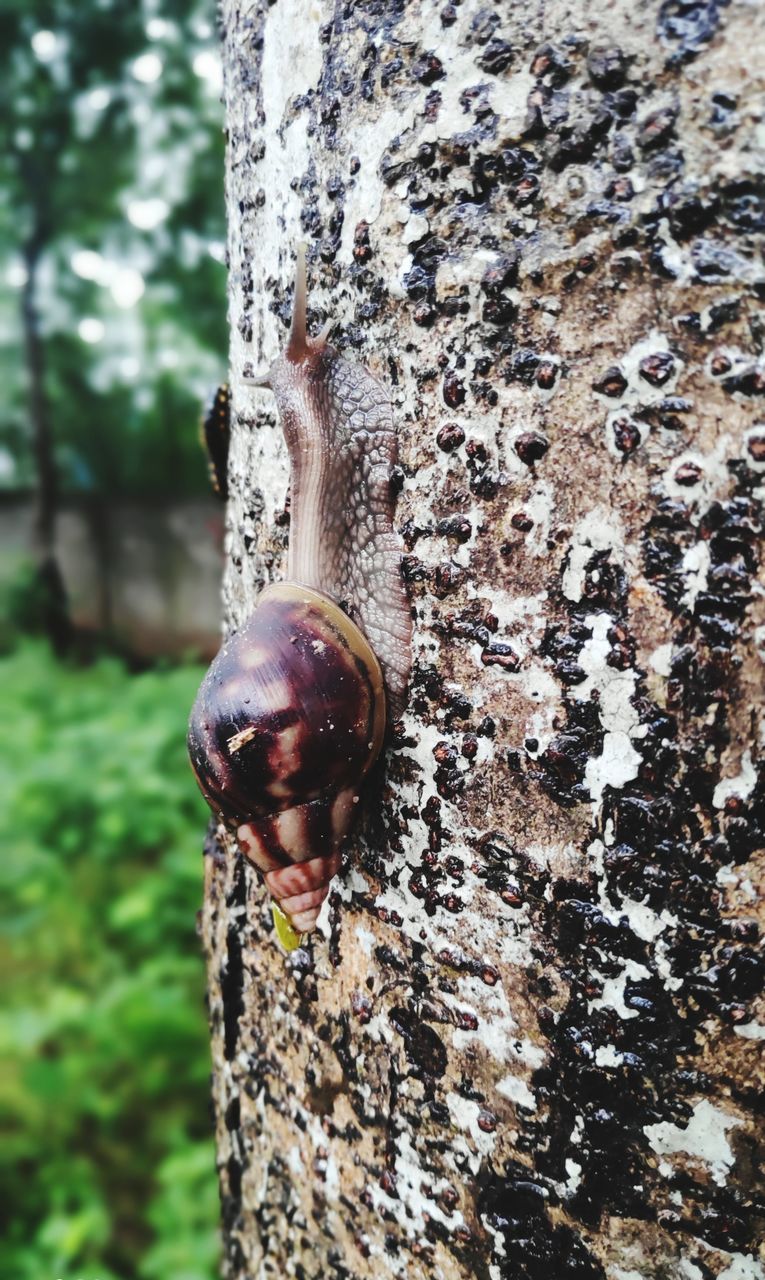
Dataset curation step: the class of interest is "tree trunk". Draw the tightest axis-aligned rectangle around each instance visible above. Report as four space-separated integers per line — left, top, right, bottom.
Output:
21 238 70 654
204 2 765 1276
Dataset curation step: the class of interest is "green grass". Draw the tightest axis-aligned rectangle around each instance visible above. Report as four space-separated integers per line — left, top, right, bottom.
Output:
0 640 220 1280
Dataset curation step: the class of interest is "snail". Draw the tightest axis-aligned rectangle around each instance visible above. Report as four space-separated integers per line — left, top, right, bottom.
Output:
188 245 411 948
200 382 231 500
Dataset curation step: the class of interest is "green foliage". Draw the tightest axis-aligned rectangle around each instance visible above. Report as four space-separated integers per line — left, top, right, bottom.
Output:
0 559 52 643
0 5 227 1268
0 641 219 1280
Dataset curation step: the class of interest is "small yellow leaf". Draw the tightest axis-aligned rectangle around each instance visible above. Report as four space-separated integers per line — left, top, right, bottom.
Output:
271 901 303 952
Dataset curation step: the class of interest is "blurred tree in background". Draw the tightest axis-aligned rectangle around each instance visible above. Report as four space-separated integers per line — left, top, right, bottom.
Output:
0 0 226 500
0 2 226 1276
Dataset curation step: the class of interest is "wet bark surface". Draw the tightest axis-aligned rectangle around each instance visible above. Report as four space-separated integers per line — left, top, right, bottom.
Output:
204 1 765 1276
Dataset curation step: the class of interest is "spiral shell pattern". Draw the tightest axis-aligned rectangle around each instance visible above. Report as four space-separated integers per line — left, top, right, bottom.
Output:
188 583 386 932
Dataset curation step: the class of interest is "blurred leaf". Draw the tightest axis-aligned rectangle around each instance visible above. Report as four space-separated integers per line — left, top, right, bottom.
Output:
0 640 219 1278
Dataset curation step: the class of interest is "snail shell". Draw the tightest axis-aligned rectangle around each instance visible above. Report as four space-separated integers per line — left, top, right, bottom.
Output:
188 246 411 941
188 583 385 932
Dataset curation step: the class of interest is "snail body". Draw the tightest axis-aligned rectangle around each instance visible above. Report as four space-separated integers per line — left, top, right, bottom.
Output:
188 247 411 940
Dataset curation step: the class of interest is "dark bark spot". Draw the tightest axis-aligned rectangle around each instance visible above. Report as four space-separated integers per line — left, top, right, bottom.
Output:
481 643 521 672
479 39 514 74
436 422 466 452
412 53 445 84
221 861 246 1061
593 366 628 397
389 1006 448 1076
514 432 550 465
638 105 677 149
612 416 641 454
639 351 675 386
587 46 627 89
443 371 467 407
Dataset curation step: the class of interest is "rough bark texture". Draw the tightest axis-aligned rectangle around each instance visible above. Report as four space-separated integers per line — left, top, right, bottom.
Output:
204 2 765 1277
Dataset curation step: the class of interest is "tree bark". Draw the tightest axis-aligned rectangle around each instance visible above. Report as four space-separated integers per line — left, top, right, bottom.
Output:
205 2 765 1276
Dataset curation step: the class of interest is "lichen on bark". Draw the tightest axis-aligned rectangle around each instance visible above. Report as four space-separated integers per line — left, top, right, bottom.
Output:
203 1 765 1276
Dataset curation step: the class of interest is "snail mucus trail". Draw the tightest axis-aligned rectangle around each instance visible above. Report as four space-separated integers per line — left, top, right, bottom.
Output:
187 245 411 949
